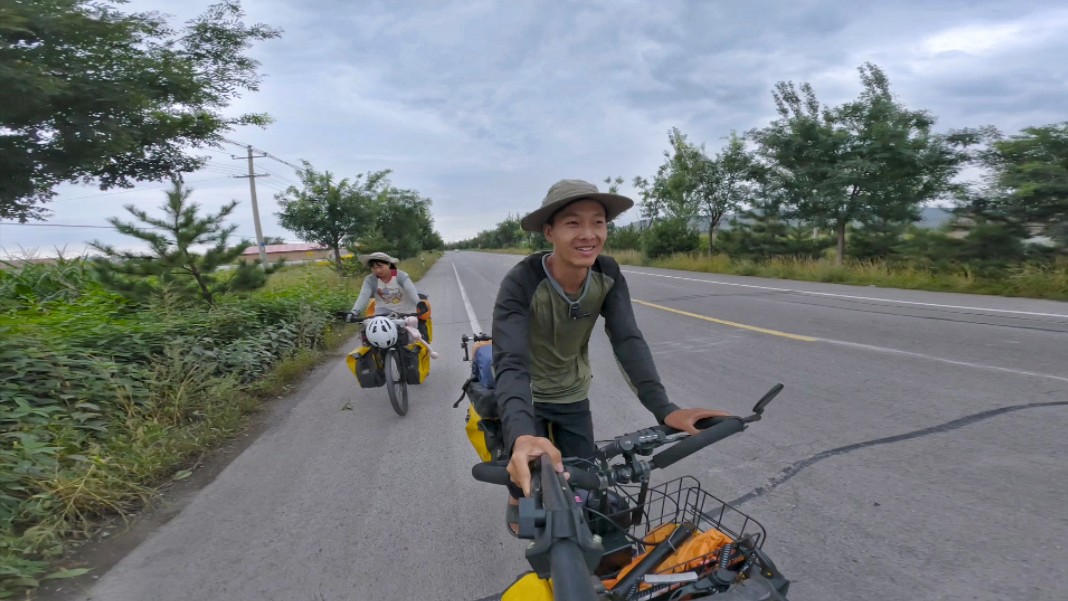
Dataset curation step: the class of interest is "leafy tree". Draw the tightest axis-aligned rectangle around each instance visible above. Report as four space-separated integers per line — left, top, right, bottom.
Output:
368 185 443 258
89 180 272 306
352 224 391 263
0 1 280 222
987 122 1068 248
635 129 704 225
697 132 757 253
637 130 758 254
276 163 389 269
751 63 962 264
603 175 625 193
454 214 526 249
632 175 661 224
601 176 643 251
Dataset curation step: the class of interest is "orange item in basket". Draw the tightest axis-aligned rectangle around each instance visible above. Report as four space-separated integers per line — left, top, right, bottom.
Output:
603 523 733 591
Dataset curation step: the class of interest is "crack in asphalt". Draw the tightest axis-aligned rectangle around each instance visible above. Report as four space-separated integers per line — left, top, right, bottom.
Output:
727 400 1068 507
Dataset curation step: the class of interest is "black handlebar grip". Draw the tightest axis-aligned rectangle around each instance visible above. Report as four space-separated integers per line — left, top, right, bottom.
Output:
650 418 745 470
693 416 729 430
564 466 600 491
471 462 512 486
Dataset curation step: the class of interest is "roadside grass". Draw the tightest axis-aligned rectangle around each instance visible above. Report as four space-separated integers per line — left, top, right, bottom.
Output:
472 248 1067 301
0 252 440 598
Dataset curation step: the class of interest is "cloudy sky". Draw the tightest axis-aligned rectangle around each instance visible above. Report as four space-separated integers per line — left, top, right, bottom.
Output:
3 0 1067 257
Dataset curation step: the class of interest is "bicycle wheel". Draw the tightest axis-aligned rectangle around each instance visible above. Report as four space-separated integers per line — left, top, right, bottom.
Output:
383 348 409 416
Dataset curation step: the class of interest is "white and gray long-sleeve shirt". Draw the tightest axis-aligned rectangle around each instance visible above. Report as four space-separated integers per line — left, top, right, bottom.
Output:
351 270 421 316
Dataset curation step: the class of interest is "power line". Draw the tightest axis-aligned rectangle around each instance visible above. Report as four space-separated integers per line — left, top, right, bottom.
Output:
257 165 300 186
1 222 269 247
1 221 165 231
221 137 303 172
45 143 300 205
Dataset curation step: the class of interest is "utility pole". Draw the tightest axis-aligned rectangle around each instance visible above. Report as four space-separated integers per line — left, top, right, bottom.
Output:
234 145 270 266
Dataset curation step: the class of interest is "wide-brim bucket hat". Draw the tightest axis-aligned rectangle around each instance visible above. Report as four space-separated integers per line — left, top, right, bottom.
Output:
358 251 399 266
520 179 634 233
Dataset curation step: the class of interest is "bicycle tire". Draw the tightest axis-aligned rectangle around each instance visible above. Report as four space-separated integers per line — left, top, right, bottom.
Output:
384 348 409 416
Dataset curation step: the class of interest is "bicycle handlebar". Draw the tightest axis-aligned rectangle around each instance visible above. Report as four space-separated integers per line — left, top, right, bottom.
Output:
470 461 603 491
469 384 787 601
649 417 746 470
534 455 600 601
473 385 783 491
339 311 420 324
461 332 492 343
460 333 492 361
470 418 745 492
471 462 512 486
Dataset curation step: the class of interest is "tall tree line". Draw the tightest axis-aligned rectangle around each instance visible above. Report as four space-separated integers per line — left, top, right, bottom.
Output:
458 63 1065 267
275 163 444 269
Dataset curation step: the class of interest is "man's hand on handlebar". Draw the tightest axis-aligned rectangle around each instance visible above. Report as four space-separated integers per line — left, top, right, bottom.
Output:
664 407 731 435
508 435 564 497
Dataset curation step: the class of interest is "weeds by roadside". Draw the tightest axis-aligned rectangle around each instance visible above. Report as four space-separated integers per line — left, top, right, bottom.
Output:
0 252 440 597
642 253 1067 300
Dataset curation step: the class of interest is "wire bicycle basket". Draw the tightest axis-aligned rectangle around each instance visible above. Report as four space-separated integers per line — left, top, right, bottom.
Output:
590 476 770 600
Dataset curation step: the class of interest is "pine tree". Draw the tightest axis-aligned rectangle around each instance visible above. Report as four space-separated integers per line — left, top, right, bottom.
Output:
89 180 275 306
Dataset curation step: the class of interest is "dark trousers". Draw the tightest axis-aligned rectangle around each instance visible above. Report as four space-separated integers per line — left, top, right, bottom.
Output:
507 398 595 499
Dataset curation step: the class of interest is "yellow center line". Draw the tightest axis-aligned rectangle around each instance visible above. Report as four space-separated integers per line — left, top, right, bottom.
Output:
634 300 818 342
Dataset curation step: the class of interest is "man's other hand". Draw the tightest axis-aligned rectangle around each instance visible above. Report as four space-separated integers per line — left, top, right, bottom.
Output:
664 407 731 435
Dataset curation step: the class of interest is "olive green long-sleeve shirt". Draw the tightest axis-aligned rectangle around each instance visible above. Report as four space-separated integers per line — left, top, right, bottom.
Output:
492 252 678 451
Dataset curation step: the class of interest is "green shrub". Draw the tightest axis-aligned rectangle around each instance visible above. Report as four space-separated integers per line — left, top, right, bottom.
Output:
643 220 699 259
606 224 643 251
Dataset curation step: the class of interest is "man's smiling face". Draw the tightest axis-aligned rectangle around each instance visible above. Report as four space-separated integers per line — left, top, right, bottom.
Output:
543 199 607 270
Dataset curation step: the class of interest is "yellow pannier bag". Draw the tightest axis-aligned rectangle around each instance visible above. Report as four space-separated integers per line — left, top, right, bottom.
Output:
345 346 384 388
401 340 431 385
501 572 553 601
465 404 493 462
454 339 504 462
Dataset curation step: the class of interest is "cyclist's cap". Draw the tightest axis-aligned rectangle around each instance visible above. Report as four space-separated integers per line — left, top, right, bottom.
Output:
520 179 634 233
359 251 399 266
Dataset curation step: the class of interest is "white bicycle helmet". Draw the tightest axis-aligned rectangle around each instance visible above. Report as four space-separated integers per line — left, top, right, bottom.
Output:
365 316 398 348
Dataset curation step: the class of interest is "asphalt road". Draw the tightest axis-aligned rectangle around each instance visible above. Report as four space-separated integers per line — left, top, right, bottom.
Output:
71 251 1068 601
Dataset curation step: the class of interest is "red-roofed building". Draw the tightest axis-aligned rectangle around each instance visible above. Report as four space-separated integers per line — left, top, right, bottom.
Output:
241 243 338 263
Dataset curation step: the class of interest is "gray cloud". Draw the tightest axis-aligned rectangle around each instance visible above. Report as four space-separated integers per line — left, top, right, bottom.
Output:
5 0 1066 255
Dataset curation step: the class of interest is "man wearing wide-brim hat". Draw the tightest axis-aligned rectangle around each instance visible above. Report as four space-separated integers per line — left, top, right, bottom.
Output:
490 179 729 536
